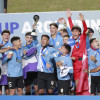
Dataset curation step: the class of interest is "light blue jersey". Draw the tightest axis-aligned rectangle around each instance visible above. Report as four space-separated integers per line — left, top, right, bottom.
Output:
57 22 72 37
86 36 90 50
46 53 73 80
37 44 55 73
2 49 24 77
22 41 36 60
22 42 38 79
57 55 73 80
0 40 12 85
0 40 12 48
88 48 100 76
49 33 63 52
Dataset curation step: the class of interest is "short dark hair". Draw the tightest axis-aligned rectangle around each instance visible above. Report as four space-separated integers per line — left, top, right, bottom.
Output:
63 29 68 33
25 32 32 36
11 36 20 44
63 35 69 38
71 25 81 33
87 27 94 33
1 30 11 35
49 23 58 29
63 44 71 54
89 38 96 45
41 34 49 40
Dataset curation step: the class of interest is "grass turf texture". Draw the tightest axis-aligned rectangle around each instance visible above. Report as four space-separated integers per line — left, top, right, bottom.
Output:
7 0 100 13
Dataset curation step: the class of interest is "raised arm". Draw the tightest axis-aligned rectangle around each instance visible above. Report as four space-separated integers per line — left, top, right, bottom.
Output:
78 13 87 36
66 9 74 29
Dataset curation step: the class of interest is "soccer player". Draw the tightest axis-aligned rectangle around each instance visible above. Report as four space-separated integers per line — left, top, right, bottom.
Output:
22 32 38 95
86 28 94 50
2 36 35 95
0 30 12 95
66 9 90 95
37 35 55 95
84 38 100 95
46 44 73 95
57 18 72 37
49 23 63 51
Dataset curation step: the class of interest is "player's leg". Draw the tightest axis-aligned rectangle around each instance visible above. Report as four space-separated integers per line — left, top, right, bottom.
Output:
5 85 9 95
47 74 55 95
7 77 16 95
91 76 96 95
16 76 24 95
37 72 45 95
0 85 2 95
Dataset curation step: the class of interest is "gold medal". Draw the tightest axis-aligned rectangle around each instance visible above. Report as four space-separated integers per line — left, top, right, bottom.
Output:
18 60 21 63
9 51 13 54
42 54 45 57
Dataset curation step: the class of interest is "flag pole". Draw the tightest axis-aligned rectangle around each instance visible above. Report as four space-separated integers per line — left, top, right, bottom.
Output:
0 0 4 13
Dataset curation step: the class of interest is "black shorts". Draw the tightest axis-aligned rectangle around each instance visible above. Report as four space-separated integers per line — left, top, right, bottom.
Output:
37 72 55 90
24 72 38 86
57 80 70 95
0 85 9 90
7 76 24 89
91 76 100 94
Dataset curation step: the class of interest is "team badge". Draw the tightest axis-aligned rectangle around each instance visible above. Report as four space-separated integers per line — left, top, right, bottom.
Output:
9 51 13 54
51 81 54 85
23 44 26 47
46 51 48 54
61 60 64 63
56 42 59 46
20 53 23 56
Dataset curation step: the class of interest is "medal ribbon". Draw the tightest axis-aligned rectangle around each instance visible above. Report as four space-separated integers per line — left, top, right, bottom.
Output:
14 49 21 62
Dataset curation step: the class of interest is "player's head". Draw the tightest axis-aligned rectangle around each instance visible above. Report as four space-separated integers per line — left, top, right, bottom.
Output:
90 38 99 49
41 34 49 47
86 27 94 38
59 28 68 37
71 25 81 40
49 23 58 35
59 44 71 55
11 36 22 48
1 30 11 43
25 32 33 45
63 35 69 44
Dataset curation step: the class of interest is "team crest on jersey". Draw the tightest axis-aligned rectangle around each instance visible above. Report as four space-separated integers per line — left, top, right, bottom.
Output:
61 60 64 63
20 53 23 56
56 42 59 46
23 44 26 47
45 51 48 54
51 81 54 85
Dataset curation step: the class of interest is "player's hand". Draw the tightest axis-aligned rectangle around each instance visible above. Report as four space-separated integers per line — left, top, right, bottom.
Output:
0 44 4 47
66 8 72 18
23 50 27 55
56 61 63 68
32 24 37 29
78 13 84 21
7 54 13 59
71 57 76 60
57 18 64 23
90 55 96 62
8 47 17 50
46 63 51 69
83 69 89 73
